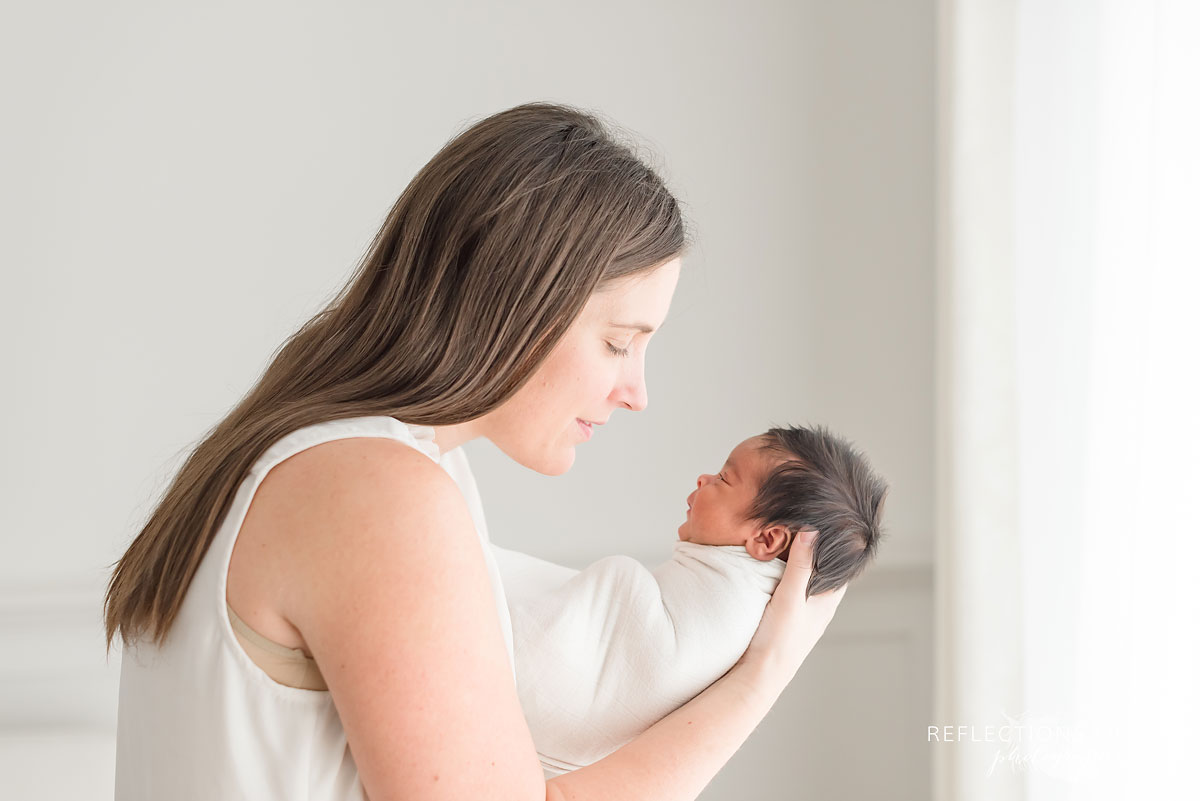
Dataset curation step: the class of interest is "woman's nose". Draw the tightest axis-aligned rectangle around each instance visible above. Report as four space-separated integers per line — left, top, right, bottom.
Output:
611 354 649 411
697 474 711 488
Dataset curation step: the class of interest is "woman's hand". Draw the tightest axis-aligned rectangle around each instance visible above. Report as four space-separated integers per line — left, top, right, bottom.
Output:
738 536 848 679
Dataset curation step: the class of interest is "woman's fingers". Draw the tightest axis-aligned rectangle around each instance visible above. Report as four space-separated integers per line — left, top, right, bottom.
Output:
743 544 849 675
775 547 814 594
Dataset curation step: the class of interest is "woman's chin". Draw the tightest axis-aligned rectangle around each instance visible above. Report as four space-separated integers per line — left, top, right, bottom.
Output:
490 436 576 476
524 447 576 477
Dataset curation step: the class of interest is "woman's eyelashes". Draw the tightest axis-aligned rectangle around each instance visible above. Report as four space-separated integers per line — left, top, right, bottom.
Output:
605 340 632 358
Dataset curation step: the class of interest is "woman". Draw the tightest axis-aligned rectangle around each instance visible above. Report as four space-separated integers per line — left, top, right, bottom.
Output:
104 101 847 800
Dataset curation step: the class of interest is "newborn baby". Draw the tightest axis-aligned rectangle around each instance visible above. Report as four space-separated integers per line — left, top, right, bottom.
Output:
491 423 889 777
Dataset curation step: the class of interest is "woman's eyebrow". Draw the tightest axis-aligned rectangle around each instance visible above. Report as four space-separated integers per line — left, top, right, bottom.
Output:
608 321 655 333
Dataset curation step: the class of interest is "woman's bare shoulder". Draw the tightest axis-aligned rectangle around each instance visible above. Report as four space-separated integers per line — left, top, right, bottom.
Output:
228 437 451 650
240 436 546 798
259 434 463 574
238 435 466 634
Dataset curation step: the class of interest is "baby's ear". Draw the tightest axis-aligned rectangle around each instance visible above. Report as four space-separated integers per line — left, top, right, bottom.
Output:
748 524 793 561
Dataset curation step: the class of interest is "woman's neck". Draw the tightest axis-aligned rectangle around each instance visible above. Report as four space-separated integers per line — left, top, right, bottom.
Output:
428 419 485 454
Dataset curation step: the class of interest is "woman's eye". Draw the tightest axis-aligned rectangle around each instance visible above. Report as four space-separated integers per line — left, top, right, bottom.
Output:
605 341 631 358
718 472 727 483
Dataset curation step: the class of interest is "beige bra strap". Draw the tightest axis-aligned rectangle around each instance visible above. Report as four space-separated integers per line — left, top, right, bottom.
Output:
226 602 328 691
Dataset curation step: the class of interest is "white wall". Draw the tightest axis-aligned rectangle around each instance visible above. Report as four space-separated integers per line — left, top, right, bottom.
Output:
0 1 933 798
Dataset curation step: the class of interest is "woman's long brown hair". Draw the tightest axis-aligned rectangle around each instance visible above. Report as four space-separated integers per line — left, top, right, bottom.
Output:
104 101 690 653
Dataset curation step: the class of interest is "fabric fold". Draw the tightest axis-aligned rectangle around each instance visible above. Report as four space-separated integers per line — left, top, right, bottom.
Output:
493 540 785 776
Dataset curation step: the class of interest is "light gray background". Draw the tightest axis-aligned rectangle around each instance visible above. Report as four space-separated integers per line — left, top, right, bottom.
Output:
1 1 934 798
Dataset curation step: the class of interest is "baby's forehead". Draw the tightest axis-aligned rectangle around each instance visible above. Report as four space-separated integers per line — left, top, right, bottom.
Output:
732 433 773 455
730 435 785 472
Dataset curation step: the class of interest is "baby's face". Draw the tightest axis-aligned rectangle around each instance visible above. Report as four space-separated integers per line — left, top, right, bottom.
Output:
678 435 781 548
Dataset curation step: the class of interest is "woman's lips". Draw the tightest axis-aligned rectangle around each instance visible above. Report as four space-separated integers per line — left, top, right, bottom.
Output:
576 418 593 440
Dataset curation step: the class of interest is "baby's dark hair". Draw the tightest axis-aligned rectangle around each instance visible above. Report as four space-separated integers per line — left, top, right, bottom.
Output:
745 424 888 598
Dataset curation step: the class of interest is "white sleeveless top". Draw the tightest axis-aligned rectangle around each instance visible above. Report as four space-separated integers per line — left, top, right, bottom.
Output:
114 415 516 800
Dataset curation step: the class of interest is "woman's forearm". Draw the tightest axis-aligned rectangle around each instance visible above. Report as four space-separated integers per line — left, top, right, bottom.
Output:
543 655 792 801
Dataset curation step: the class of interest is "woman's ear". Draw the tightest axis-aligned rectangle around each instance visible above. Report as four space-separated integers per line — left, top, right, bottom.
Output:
747 524 794 562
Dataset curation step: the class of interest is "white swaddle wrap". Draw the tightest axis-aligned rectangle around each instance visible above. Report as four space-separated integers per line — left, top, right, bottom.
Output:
491 541 786 777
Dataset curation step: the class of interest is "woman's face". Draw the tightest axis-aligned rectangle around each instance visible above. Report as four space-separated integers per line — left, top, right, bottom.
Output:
482 256 681 475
